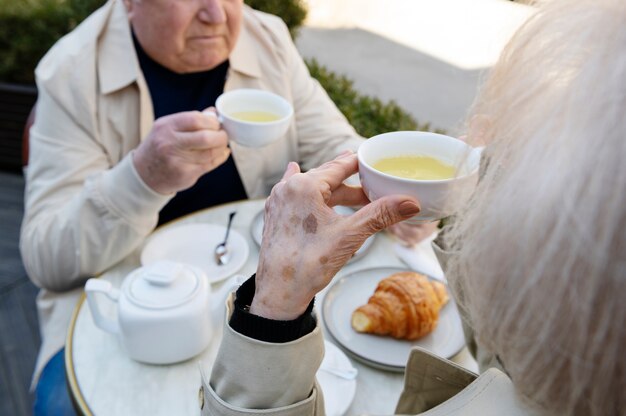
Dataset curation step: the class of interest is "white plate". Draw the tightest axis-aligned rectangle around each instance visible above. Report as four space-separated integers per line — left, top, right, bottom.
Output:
322 267 465 370
141 223 249 284
250 207 375 263
250 210 264 246
316 341 357 416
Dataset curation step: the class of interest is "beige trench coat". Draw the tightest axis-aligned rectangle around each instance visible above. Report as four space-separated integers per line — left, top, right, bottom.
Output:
201 238 533 415
21 0 363 384
201 296 536 416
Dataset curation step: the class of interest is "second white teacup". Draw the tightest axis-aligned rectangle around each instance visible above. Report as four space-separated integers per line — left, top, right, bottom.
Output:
358 131 481 222
216 88 293 147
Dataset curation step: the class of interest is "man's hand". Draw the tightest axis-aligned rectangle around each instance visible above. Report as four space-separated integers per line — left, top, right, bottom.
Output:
250 152 421 320
387 221 439 246
133 108 230 195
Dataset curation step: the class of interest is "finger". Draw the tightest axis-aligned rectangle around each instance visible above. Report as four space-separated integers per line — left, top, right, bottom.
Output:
202 107 222 130
183 147 230 171
349 195 420 236
203 147 231 170
167 111 217 132
327 184 369 207
177 130 228 150
307 153 359 191
280 161 301 182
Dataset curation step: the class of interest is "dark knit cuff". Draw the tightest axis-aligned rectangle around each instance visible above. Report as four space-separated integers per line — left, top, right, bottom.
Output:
229 274 316 343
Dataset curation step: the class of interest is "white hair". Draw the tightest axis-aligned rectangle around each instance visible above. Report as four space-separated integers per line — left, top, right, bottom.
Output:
444 0 626 414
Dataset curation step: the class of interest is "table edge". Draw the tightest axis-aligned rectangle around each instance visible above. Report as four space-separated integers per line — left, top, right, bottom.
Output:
65 293 93 416
62 198 266 415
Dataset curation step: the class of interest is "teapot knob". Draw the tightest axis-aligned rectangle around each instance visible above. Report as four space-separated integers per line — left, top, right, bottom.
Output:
143 261 183 286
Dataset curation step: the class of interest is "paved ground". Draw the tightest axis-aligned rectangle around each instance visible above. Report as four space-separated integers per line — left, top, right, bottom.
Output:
297 0 534 134
0 172 40 416
296 27 486 134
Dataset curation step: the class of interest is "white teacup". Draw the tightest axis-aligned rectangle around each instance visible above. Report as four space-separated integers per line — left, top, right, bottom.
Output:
357 131 481 222
216 88 293 147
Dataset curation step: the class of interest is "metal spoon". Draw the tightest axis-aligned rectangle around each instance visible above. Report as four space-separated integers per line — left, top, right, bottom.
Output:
214 211 236 266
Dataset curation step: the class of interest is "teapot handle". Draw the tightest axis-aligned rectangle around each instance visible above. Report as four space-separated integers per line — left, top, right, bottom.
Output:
210 274 246 328
85 279 121 334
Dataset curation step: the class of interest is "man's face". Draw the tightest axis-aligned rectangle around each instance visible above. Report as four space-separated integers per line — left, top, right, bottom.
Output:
125 0 243 73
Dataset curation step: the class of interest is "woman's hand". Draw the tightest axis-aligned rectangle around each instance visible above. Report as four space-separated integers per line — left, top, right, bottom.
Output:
250 152 421 320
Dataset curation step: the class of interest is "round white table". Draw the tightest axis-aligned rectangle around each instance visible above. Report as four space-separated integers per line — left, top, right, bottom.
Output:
66 199 477 415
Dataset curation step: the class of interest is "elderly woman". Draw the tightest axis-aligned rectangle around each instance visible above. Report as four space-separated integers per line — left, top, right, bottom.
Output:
203 0 626 414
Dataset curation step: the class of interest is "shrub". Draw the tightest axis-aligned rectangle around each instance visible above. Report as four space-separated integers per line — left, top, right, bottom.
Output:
0 0 104 84
244 0 307 38
306 59 440 137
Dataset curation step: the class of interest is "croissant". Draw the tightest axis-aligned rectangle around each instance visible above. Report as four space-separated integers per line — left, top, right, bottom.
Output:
351 272 449 340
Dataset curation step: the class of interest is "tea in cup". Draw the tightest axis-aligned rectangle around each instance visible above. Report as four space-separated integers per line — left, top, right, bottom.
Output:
215 89 293 147
357 131 481 222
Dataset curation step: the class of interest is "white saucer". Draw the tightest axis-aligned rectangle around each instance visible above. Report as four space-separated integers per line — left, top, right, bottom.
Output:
141 223 249 284
322 266 465 369
250 207 375 263
316 341 357 416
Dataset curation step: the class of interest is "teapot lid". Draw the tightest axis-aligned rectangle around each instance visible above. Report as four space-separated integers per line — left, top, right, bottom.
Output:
127 261 202 309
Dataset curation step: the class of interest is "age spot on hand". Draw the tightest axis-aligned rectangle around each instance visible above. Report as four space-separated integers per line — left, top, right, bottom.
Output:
282 265 295 281
303 213 318 234
319 256 328 265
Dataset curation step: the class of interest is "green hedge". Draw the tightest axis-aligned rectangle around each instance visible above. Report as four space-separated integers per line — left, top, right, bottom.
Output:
245 0 307 38
0 0 104 84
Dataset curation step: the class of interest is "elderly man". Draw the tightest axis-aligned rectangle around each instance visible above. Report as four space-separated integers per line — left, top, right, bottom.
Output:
22 0 368 413
23 0 436 412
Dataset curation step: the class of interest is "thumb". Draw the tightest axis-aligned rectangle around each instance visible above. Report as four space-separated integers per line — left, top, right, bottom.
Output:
350 195 420 235
280 161 301 182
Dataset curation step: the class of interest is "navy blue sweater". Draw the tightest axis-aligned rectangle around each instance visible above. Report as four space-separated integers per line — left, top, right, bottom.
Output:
133 35 248 226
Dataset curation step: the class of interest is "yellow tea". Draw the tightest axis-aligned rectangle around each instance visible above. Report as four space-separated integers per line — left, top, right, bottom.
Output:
372 155 456 180
230 111 281 122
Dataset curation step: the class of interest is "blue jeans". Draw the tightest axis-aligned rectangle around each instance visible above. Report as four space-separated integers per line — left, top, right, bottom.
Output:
33 348 77 416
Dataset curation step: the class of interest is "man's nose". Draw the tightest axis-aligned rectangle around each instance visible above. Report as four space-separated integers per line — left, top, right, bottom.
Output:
198 0 226 24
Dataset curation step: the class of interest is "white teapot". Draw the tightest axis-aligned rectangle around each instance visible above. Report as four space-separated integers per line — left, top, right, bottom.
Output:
85 261 238 364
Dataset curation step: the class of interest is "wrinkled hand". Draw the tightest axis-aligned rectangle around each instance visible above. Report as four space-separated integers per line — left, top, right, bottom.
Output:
387 221 439 246
250 152 421 320
133 108 229 195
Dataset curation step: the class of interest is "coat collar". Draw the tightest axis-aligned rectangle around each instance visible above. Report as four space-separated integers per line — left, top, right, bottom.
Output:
228 9 262 79
98 0 139 95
